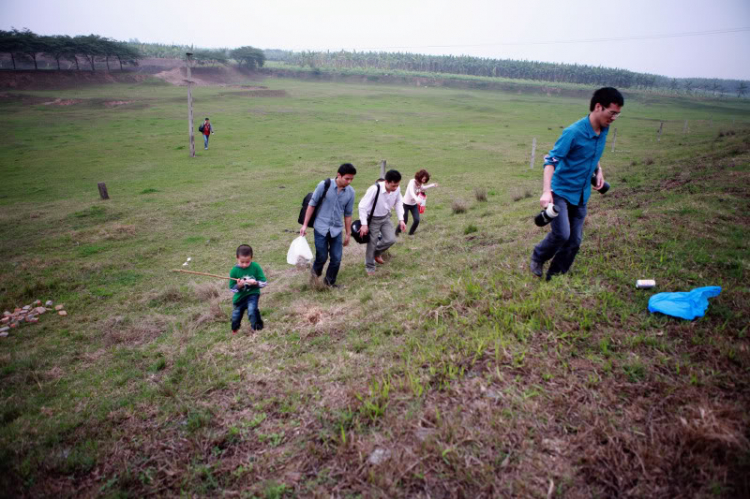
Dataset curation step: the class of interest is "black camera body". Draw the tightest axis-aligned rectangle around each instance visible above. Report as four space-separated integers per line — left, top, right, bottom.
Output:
592 170 611 194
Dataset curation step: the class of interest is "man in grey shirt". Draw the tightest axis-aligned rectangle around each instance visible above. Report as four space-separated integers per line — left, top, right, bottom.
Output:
300 163 357 288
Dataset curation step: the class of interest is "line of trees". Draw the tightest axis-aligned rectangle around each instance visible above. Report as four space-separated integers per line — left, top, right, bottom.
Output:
0 29 141 71
126 40 265 68
266 49 749 96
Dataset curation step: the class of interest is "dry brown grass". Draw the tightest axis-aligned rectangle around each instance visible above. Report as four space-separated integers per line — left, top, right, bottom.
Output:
101 314 173 346
451 199 468 214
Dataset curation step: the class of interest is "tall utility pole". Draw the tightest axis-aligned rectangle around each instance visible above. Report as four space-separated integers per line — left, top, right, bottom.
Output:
186 52 195 158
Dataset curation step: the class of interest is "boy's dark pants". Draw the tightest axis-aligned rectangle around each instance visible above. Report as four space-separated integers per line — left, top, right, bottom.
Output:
532 193 587 278
231 294 263 331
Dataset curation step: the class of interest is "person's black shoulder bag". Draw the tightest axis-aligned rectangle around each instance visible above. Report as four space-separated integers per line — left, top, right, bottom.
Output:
351 183 380 244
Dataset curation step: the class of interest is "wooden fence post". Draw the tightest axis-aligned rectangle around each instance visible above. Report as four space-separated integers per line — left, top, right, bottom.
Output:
611 128 617 153
657 122 663 142
186 53 195 158
379 160 386 179
98 182 109 200
529 137 537 169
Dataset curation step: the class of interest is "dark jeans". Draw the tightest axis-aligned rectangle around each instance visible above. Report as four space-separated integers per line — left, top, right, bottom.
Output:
397 203 421 235
532 193 587 278
231 293 263 331
313 229 343 285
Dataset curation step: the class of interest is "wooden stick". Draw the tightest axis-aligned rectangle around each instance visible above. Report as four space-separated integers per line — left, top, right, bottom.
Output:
171 269 239 281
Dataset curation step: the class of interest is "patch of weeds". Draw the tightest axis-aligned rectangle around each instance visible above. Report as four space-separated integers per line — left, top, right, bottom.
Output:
474 187 487 202
186 409 212 433
69 205 121 228
359 291 373 303
644 157 655 166
622 360 646 382
258 432 284 447
355 377 391 423
59 439 98 474
464 224 478 235
149 357 167 372
78 244 107 257
452 199 468 214
139 188 160 195
184 236 204 244
261 481 291 499
247 412 267 429
148 286 187 306
73 205 107 219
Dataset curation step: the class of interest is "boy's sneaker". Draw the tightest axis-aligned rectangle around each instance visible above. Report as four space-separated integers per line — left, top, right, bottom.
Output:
232 330 238 335
374 256 385 265
530 258 543 278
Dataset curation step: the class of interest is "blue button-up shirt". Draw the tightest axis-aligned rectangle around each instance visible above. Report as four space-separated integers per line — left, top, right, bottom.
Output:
545 115 609 206
309 178 355 237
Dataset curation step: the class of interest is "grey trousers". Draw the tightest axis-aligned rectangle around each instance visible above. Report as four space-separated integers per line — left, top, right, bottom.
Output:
365 214 396 271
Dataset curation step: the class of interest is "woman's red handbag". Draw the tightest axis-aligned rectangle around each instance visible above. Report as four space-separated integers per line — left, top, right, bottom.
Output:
418 192 426 214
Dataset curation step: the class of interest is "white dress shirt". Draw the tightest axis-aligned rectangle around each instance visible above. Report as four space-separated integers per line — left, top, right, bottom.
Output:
358 182 404 226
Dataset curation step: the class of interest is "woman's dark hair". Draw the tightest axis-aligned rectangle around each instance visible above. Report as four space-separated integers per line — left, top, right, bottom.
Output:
385 169 401 183
338 163 357 176
236 244 253 258
415 169 430 183
590 87 624 111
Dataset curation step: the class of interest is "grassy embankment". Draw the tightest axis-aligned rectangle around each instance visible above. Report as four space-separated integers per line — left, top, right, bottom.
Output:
1 77 749 497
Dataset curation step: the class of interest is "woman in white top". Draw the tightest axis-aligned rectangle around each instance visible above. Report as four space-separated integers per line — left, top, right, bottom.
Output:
397 169 438 236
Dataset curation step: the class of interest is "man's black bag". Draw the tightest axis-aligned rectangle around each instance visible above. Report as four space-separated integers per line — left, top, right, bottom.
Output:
351 182 380 244
198 124 205 133
298 178 331 225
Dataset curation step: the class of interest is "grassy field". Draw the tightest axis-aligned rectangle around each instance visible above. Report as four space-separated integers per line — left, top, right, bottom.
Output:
1 75 750 498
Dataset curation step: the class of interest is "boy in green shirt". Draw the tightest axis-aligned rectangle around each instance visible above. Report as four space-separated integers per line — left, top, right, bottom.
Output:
230 244 267 334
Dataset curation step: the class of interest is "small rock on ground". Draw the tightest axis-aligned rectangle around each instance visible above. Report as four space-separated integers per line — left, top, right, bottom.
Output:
368 448 391 465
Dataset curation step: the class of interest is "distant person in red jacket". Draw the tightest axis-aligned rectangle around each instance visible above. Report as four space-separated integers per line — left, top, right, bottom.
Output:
199 117 213 150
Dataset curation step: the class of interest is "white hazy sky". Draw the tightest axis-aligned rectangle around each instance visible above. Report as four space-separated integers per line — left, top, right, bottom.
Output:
2 0 749 80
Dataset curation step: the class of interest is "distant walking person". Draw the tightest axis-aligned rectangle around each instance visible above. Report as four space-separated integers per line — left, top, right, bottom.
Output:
199 117 213 150
397 169 438 236
300 163 357 288
530 87 623 281
358 169 406 275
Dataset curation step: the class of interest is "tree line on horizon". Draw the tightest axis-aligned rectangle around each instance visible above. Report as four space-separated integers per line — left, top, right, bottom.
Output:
0 30 266 72
0 29 141 71
272 49 747 97
1 29 746 97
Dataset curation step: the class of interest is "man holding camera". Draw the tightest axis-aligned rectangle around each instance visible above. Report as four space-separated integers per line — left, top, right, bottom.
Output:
530 87 623 281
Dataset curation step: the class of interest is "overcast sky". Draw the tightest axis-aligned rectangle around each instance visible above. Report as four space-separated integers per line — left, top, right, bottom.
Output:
2 0 749 80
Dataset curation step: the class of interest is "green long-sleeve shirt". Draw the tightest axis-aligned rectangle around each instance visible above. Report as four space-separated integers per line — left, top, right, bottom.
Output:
229 262 266 304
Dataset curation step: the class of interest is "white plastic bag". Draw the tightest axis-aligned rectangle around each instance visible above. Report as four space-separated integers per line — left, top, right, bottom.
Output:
287 236 313 265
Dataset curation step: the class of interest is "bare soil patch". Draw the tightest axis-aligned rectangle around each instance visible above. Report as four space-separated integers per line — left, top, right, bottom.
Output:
0 70 146 90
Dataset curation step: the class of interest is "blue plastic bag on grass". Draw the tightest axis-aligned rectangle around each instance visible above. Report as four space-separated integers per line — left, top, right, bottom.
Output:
647 286 722 320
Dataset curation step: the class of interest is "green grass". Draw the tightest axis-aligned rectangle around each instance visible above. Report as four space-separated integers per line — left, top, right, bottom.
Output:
1 75 750 497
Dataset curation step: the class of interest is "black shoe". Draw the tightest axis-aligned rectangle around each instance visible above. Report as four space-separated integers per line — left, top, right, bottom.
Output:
530 258 543 278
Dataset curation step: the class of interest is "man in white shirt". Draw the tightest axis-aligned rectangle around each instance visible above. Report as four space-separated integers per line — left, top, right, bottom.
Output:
358 169 407 275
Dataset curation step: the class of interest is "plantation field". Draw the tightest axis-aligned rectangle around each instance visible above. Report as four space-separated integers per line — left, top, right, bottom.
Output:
1 76 750 498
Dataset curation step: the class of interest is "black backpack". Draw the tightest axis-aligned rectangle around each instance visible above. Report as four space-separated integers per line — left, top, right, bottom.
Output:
298 178 332 225
198 124 205 133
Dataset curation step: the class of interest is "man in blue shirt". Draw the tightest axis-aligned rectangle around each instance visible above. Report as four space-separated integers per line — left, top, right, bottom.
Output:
300 163 357 288
531 87 624 280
